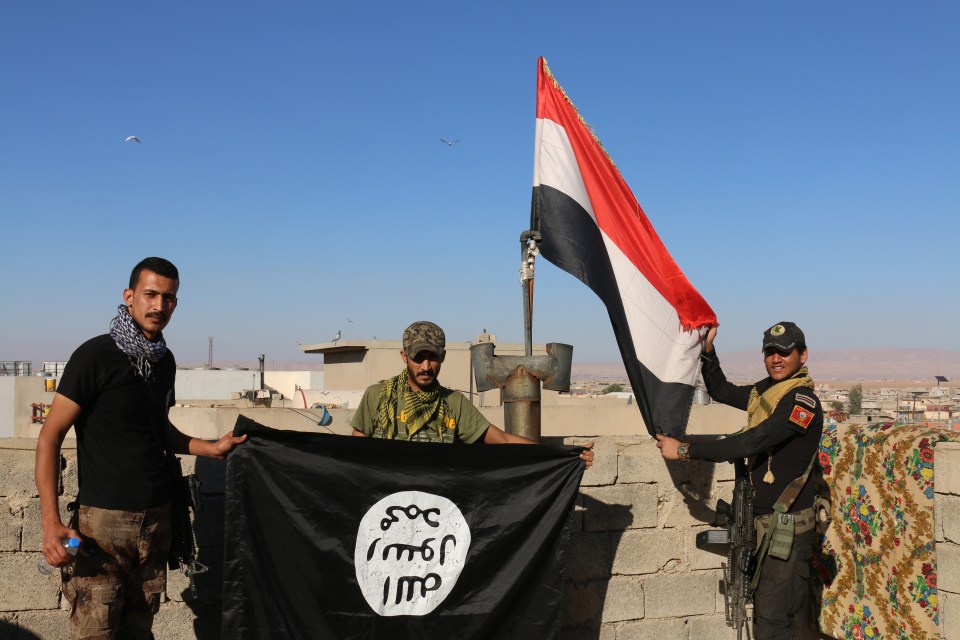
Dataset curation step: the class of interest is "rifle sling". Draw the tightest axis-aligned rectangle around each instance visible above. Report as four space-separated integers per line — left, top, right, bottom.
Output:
750 451 818 590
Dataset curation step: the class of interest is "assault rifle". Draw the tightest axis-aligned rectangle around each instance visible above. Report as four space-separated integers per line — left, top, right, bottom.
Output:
696 459 755 640
156 390 208 596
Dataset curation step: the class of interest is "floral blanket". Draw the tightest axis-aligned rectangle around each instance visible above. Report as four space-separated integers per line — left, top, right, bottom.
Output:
815 422 960 640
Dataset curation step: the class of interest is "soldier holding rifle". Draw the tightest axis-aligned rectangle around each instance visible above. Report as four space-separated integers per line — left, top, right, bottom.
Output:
657 322 823 640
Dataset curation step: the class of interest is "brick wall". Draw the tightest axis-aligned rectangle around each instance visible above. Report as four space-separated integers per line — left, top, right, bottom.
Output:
3 437 956 639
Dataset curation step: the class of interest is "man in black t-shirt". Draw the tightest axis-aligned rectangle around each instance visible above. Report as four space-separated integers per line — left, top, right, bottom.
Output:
35 257 247 639
656 322 823 640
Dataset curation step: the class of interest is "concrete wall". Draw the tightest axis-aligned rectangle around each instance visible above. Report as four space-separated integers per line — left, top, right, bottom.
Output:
0 379 14 438
145 396 746 443
7 436 956 639
174 369 259 400
312 339 548 396
936 442 960 640
1 378 57 440
172 369 323 401
263 371 323 400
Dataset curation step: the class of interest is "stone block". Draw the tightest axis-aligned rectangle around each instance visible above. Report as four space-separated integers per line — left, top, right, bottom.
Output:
939 541 960 594
617 617 690 640
612 529 680 576
557 621 616 640
152 601 208 639
580 485 658 531
642 571 719 618
61 451 78 499
942 589 957 640
686 527 726 571
2 610 70 639
938 444 960 495
178 455 197 476
661 483 726 530
0 503 21 552
600 576 644 623
619 442 673 485
0 449 37 502
936 492 945 543
711 458 736 483
570 438 617 487
21 497 73 553
0 554 62 610
167 566 190 603
565 531 612 582
685 613 739 639
940 494 960 544
563 581 603 626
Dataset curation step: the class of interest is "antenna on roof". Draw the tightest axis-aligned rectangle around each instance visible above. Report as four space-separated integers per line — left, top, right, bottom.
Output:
208 337 213 368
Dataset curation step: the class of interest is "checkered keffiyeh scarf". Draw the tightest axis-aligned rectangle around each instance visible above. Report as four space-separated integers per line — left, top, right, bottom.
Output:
109 304 167 380
376 369 452 442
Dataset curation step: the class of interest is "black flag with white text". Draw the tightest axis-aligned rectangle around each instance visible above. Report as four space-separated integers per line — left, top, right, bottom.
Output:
221 416 586 639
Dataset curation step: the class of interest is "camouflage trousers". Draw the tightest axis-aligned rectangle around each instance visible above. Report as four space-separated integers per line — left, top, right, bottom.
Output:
62 504 171 640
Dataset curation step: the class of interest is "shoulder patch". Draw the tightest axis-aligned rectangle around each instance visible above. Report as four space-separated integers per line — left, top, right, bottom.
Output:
795 392 816 409
789 405 815 430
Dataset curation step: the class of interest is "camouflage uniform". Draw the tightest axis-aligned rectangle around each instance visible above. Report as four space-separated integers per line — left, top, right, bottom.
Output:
62 505 170 640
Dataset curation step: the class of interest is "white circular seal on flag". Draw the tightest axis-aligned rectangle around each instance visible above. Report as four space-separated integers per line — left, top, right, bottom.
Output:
354 491 471 616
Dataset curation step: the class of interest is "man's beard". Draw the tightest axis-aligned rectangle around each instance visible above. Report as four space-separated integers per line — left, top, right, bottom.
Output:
407 363 438 390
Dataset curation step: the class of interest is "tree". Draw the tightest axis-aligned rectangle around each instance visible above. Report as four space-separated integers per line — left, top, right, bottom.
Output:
830 401 844 412
848 384 863 415
602 383 624 394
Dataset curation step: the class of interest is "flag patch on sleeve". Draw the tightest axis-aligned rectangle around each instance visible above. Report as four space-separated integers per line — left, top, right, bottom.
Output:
789 405 814 429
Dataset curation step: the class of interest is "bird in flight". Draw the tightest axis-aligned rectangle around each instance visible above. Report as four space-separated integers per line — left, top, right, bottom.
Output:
440 138 460 147
345 316 354 324
332 330 341 345
124 136 141 144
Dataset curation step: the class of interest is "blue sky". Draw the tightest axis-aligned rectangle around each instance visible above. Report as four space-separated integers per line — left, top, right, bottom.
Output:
2 1 958 366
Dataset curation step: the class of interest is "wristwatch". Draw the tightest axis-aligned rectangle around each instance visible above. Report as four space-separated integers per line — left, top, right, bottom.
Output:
677 442 691 462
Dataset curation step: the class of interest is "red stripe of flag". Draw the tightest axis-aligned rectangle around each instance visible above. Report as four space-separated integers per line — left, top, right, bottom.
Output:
536 58 715 331
532 57 716 436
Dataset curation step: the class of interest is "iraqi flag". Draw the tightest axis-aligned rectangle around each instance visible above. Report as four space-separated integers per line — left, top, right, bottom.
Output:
221 416 586 640
532 57 716 437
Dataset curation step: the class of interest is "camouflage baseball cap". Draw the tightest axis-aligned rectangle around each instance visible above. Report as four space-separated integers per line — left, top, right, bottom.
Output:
403 321 446 357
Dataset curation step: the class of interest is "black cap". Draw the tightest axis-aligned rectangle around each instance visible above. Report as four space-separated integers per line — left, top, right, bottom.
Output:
762 322 805 353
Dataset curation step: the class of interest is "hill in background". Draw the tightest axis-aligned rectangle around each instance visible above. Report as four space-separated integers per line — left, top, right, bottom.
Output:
573 349 958 385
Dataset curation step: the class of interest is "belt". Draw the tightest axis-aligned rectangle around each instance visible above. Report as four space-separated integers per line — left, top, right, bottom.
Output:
756 506 816 535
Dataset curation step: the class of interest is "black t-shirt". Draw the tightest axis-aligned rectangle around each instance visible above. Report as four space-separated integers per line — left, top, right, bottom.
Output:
57 334 175 510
